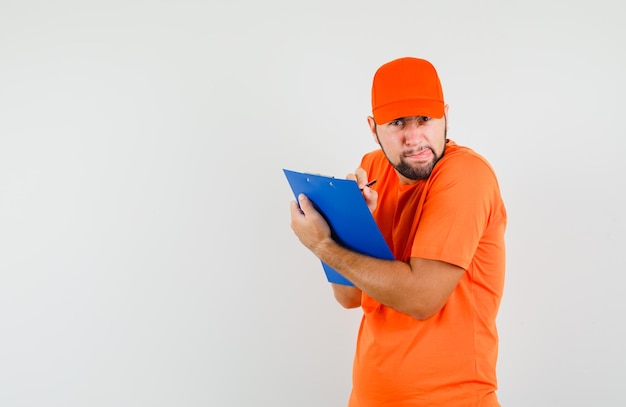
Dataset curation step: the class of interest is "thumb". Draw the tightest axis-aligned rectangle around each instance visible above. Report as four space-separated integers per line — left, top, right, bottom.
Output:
297 194 312 214
298 194 324 221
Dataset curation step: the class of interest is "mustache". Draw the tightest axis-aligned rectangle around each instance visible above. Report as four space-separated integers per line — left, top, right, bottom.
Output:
401 146 433 158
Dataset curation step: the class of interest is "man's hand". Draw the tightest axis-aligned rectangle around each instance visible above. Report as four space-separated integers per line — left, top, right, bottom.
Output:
289 194 333 257
290 193 364 309
347 167 378 213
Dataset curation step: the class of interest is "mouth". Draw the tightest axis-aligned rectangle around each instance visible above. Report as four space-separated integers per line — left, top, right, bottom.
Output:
403 147 433 161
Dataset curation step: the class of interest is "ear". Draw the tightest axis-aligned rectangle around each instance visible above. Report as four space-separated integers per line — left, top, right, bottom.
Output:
367 116 380 145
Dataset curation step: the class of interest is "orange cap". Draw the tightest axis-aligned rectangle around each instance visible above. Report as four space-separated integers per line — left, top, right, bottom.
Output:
371 57 445 125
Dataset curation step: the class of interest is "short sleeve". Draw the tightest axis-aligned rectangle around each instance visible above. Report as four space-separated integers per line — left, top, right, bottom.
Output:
411 150 500 269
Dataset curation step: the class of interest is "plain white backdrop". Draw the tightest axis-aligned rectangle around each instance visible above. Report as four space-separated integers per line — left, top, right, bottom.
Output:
1 1 624 405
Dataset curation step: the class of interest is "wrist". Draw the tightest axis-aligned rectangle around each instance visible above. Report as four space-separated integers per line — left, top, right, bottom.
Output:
313 237 339 261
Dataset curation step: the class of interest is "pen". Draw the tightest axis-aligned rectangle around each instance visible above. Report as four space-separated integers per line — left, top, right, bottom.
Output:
360 179 377 190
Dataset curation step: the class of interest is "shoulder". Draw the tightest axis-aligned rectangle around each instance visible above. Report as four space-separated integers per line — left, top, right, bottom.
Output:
433 140 499 184
427 140 504 206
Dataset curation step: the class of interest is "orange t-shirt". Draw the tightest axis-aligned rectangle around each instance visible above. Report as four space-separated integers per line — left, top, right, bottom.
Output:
348 140 507 407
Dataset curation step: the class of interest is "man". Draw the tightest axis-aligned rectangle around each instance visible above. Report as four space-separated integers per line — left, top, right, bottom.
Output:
289 57 507 406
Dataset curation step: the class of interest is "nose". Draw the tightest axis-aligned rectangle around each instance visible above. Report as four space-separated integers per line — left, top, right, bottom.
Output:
403 121 423 146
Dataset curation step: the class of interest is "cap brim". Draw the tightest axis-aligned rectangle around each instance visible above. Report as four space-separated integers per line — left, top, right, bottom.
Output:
373 99 444 125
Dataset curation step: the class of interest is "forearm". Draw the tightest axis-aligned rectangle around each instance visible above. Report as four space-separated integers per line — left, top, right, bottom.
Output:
290 193 462 319
314 239 437 319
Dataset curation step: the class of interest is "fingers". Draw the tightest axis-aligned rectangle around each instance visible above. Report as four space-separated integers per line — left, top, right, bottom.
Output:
347 167 370 189
362 185 374 199
291 194 313 218
289 194 331 253
290 199 303 217
354 167 368 185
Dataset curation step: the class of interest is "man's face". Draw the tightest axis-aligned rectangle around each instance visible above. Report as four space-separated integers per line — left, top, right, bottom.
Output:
368 105 448 184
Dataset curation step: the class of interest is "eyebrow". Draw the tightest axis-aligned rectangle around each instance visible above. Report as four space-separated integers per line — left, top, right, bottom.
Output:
391 116 429 122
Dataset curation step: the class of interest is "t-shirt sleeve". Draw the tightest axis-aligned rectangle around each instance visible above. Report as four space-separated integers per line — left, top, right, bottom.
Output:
411 151 499 269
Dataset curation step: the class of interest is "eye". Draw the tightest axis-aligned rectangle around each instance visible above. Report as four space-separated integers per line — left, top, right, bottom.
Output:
421 116 431 122
389 119 404 126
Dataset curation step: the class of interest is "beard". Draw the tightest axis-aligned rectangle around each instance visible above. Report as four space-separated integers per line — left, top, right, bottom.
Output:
393 146 442 180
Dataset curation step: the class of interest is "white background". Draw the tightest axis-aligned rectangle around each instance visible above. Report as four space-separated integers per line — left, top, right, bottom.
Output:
1 1 624 406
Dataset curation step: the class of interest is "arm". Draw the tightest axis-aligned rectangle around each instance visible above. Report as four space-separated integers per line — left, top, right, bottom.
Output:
290 194 464 320
331 284 362 309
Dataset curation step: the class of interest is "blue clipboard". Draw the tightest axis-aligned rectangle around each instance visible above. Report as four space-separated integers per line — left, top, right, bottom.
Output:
284 169 395 286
